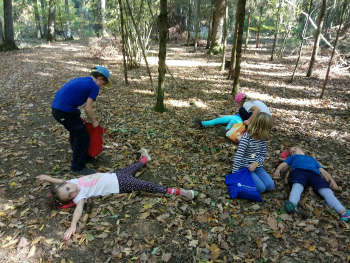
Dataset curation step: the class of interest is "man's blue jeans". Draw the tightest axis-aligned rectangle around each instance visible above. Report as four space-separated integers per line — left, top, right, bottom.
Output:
52 108 90 171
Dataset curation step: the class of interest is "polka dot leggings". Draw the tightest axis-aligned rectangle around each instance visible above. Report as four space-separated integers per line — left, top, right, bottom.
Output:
116 161 168 194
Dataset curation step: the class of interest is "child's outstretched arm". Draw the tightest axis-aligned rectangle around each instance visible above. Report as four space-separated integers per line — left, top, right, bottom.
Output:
319 168 340 190
36 175 65 184
64 199 85 240
243 106 260 125
273 162 289 177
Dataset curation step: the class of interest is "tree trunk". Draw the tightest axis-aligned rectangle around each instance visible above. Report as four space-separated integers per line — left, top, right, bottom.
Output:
244 8 251 53
33 0 42 38
154 0 167 112
228 19 238 79
256 5 263 48
118 0 128 85
93 0 103 37
40 0 48 39
206 1 213 49
232 0 247 95
270 0 282 61
47 0 56 41
194 0 201 51
306 0 327 77
220 0 228 71
101 0 106 36
290 0 313 83
321 0 347 98
210 0 225 53
125 0 154 88
0 17 4 44
187 0 192 46
65 0 73 40
1 0 18 50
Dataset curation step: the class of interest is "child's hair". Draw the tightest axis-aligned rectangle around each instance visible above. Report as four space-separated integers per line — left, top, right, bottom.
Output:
49 183 69 209
90 69 108 83
247 112 273 140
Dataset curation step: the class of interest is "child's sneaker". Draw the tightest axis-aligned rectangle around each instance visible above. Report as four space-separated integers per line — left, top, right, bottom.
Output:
139 148 152 161
193 117 204 129
341 210 350 222
284 201 309 219
180 189 198 200
284 201 296 213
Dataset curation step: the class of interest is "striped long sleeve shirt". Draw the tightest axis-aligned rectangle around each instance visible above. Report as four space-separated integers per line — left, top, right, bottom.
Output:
232 132 267 173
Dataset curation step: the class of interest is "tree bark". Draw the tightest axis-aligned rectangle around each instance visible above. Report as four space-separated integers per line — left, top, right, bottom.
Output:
65 0 73 40
206 1 213 49
125 0 154 88
154 0 167 112
270 0 282 61
256 5 263 48
210 0 225 52
2 0 17 50
0 17 4 44
232 0 247 95
220 0 228 71
321 0 347 98
47 0 56 41
306 0 327 77
228 18 238 79
40 0 48 39
101 0 106 36
194 0 201 51
33 0 42 38
244 8 251 53
186 0 192 46
118 0 128 85
290 0 313 83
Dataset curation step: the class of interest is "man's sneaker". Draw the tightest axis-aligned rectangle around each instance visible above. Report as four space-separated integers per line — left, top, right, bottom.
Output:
341 210 350 222
193 117 204 129
180 189 198 200
71 168 96 175
139 148 152 161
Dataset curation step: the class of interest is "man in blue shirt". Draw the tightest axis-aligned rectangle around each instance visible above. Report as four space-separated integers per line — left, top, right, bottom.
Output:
52 66 110 175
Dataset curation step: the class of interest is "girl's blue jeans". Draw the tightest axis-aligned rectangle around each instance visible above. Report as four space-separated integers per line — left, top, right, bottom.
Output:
201 114 243 130
251 167 275 193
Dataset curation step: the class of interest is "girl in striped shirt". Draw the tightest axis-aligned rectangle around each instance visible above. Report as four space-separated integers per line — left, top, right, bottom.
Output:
232 112 274 193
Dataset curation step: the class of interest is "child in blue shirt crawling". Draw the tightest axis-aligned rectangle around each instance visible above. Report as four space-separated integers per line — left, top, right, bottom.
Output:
274 146 350 222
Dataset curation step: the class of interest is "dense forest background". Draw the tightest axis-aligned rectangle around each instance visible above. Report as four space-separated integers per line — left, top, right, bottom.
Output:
0 0 350 262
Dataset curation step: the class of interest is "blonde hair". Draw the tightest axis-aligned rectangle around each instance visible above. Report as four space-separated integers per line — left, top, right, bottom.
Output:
247 112 273 140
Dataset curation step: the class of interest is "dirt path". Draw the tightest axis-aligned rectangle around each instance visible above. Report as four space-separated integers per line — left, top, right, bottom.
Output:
0 39 349 262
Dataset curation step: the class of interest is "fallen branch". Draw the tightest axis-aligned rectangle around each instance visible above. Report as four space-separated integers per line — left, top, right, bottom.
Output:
284 0 346 64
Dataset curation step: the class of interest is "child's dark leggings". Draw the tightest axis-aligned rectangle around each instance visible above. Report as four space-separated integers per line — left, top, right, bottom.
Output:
116 162 168 194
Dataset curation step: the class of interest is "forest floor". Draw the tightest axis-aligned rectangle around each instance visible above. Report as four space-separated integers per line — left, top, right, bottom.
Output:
0 38 349 263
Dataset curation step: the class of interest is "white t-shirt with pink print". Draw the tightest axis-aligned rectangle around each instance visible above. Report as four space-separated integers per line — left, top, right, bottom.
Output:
67 173 120 204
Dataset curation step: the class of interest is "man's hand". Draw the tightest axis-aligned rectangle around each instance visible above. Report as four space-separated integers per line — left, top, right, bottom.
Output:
248 162 258 172
64 225 77 240
92 120 99 128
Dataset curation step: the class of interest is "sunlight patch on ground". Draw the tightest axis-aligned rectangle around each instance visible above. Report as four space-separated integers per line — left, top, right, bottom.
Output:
242 68 291 77
244 62 285 70
201 89 228 95
248 90 347 109
132 89 153 95
166 99 190 108
144 56 221 68
191 99 208 109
